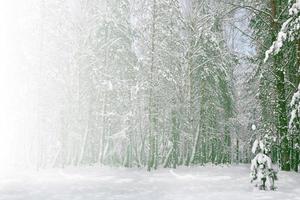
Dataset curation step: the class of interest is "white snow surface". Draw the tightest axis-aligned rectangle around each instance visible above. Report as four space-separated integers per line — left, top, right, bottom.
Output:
0 165 300 200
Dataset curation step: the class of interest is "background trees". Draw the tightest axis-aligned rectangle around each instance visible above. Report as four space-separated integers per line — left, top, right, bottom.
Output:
28 0 239 169
3 0 299 172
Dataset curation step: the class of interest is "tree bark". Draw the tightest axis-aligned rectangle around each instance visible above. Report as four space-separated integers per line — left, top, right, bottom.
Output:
147 0 157 171
271 0 290 171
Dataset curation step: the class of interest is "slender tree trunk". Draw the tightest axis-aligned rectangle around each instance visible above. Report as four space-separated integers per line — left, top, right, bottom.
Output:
147 0 157 171
190 124 200 164
224 126 231 164
295 40 300 171
98 13 109 165
78 122 89 165
163 146 173 168
236 138 239 164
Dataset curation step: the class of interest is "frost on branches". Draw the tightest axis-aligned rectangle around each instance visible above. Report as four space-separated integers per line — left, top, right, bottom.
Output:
264 0 300 62
289 84 300 128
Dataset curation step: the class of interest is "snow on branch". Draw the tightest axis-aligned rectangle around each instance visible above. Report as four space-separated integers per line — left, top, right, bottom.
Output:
264 0 300 62
289 84 300 129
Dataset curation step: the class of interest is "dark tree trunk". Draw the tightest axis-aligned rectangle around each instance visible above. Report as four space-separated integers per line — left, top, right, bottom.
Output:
271 0 290 171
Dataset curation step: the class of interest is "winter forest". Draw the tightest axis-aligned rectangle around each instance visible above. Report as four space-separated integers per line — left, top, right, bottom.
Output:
0 0 300 199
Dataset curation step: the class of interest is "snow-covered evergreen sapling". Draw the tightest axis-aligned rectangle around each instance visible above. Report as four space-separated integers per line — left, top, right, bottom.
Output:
250 139 277 190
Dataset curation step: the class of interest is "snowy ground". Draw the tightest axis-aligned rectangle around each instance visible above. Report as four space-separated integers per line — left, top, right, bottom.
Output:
0 165 299 200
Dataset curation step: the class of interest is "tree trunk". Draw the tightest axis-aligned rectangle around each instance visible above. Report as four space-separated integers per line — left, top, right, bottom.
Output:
236 138 239 164
270 0 290 171
98 1 109 164
147 0 157 171
190 124 200 165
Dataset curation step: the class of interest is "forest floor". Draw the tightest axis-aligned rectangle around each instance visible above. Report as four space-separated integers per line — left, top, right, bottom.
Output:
0 165 299 200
